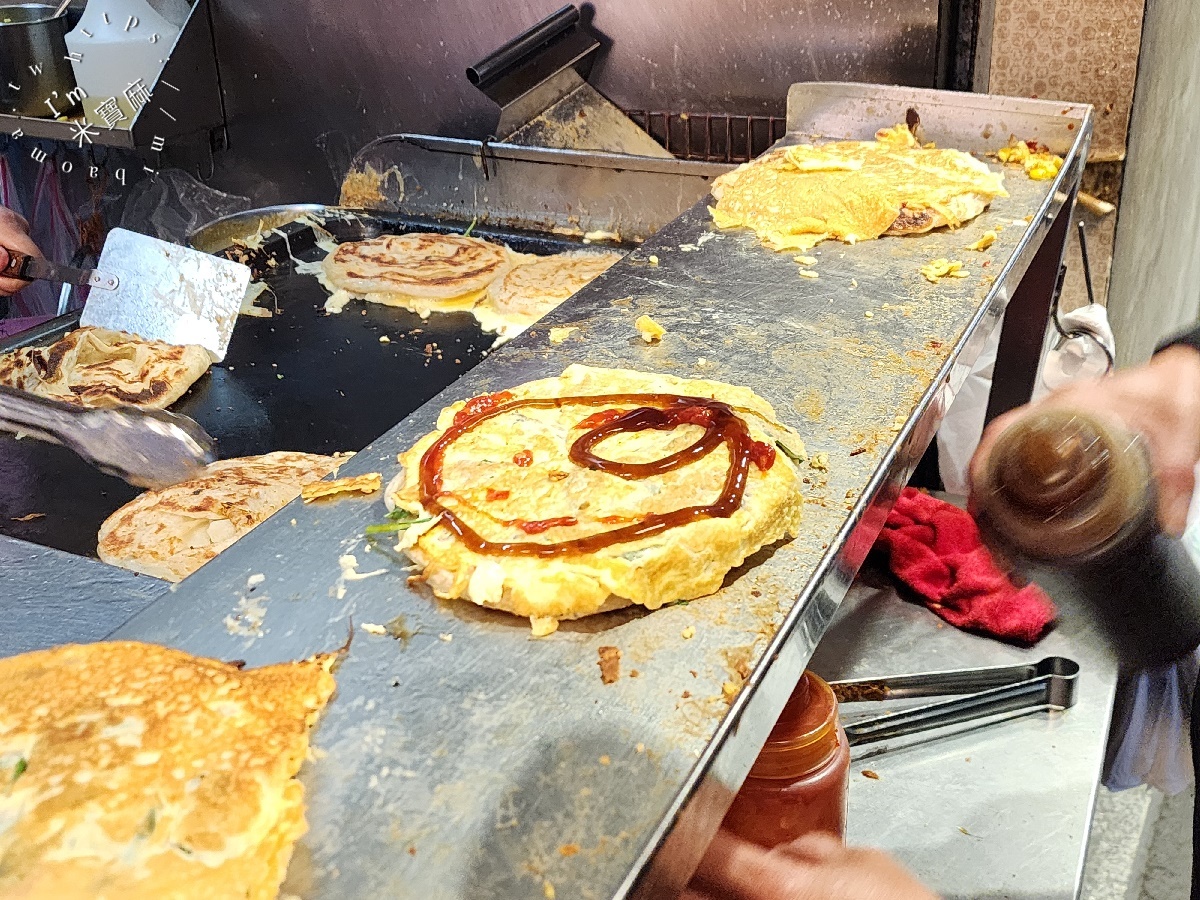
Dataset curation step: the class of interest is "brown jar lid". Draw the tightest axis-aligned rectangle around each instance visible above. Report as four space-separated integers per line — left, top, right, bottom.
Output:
978 409 1149 560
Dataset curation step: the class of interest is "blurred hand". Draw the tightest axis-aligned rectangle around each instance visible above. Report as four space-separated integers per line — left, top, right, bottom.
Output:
682 831 938 900
0 205 42 297
970 345 1200 537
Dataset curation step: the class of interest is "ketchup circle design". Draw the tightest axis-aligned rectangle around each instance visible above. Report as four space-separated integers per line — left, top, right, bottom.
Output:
418 391 778 558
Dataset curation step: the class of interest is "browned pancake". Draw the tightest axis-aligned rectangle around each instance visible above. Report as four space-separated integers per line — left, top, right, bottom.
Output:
98 451 345 582
0 326 211 409
0 641 336 900
322 233 514 300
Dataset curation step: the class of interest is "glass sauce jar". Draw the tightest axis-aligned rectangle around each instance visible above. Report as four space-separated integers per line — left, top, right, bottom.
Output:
975 408 1200 667
721 670 850 848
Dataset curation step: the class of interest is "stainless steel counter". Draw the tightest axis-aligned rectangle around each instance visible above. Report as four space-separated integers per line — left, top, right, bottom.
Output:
0 534 165 656
0 543 1118 900
812 567 1117 900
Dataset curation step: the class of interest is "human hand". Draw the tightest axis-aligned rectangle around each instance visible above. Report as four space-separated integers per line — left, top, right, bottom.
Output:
970 345 1200 537
0 205 42 297
682 830 939 900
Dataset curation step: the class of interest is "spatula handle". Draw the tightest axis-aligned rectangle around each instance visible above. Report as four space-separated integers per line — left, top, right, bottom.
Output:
0 249 31 281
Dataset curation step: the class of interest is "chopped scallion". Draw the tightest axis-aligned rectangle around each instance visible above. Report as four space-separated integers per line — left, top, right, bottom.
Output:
365 517 431 536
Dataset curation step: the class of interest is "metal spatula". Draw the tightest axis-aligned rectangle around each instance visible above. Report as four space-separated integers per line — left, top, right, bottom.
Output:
79 228 251 362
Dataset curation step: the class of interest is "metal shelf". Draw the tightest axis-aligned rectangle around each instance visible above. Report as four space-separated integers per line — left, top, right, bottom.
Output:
0 0 222 151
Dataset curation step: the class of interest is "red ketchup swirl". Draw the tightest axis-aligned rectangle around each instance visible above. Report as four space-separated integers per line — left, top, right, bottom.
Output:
419 393 775 558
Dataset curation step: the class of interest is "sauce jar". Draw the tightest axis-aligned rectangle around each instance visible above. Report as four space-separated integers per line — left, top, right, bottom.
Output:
975 408 1200 667
721 670 850 847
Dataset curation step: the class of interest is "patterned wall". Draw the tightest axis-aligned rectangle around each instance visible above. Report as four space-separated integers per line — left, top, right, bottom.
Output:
987 0 1145 160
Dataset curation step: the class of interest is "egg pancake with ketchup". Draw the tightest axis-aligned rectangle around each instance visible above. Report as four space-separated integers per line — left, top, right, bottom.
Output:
385 365 805 635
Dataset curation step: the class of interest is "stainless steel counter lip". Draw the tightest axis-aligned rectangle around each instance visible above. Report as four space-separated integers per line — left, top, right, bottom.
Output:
0 533 166 657
0 309 80 353
91 84 1094 899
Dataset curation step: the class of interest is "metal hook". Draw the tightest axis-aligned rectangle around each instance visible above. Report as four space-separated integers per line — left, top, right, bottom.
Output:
1077 220 1097 307
1046 220 1112 374
191 138 216 182
479 135 497 181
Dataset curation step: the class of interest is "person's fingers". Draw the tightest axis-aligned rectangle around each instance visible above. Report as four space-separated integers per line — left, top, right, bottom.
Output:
772 832 843 865
0 206 30 234
690 831 795 899
0 226 43 296
3 229 40 260
690 830 765 893
0 244 25 296
1156 462 1195 537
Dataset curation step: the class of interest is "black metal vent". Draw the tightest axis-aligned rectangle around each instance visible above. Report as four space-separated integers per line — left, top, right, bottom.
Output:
623 111 786 163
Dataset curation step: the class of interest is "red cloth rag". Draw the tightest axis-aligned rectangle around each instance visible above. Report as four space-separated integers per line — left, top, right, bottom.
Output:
875 487 1056 644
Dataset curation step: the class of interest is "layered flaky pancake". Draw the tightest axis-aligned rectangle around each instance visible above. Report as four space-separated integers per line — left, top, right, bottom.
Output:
0 641 336 900
0 326 211 409
474 250 622 340
321 232 522 317
98 451 345 582
386 365 805 635
710 124 1008 251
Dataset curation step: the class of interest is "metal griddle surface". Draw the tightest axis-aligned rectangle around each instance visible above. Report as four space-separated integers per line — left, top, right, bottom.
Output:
0 215 612 557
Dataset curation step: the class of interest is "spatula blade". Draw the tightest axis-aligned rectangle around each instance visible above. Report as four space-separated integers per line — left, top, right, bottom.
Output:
80 228 251 362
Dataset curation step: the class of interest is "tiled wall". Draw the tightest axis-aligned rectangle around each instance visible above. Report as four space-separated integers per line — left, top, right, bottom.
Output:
986 0 1145 161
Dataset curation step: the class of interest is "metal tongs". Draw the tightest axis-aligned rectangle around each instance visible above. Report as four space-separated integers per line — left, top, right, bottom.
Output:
830 656 1079 751
0 384 216 489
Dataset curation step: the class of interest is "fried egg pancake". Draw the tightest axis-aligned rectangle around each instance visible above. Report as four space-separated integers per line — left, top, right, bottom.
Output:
474 250 623 341
320 233 521 317
98 451 345 582
0 326 211 409
0 641 336 900
710 124 1007 251
386 365 805 635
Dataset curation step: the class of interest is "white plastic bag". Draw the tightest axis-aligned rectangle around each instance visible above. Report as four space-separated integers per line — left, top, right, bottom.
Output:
1105 649 1199 794
117 169 250 245
936 318 1002 495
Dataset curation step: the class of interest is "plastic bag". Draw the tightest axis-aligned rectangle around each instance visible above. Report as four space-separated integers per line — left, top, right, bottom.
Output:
935 318 1002 495
117 169 250 245
14 154 78 318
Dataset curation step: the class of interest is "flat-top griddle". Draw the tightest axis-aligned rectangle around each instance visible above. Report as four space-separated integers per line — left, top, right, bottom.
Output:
0 213 633 557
